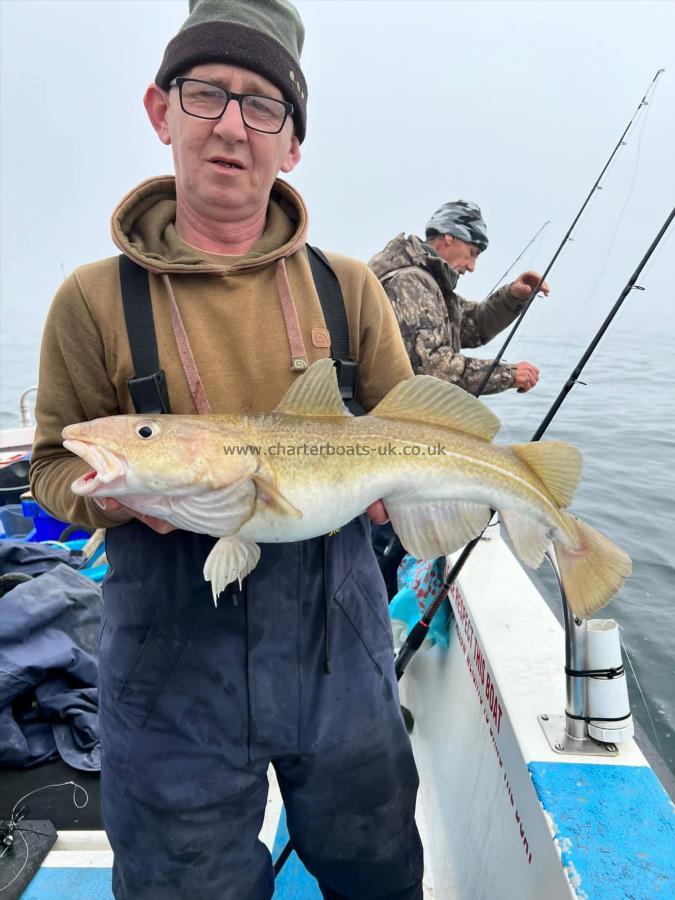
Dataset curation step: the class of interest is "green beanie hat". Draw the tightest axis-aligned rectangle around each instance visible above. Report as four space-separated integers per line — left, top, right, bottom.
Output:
155 0 307 142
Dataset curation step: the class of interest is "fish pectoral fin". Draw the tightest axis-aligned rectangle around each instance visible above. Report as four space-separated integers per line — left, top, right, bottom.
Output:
509 441 582 508
252 475 303 518
370 377 500 441
167 480 256 535
500 511 552 568
388 501 492 560
274 358 352 418
203 536 261 605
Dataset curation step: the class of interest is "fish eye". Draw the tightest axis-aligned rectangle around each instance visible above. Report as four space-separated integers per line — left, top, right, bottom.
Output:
136 421 159 439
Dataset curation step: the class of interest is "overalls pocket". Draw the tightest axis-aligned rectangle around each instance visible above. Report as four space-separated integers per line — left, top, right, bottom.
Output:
102 617 189 727
334 568 394 677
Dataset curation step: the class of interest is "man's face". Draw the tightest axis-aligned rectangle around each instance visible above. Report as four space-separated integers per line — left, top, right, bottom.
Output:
435 235 481 275
145 63 301 227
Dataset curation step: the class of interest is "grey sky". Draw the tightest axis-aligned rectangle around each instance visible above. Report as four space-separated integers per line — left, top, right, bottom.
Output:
1 0 674 418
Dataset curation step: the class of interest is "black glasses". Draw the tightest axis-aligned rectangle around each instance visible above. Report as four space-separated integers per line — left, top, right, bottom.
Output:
169 78 293 134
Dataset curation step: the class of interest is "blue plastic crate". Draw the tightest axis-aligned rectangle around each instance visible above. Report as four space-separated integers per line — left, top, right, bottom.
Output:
18 497 89 543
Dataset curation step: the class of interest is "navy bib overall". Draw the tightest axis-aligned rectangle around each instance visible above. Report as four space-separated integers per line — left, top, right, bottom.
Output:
99 516 423 899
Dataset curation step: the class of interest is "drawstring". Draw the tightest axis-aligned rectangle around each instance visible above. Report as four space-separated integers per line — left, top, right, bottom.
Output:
322 534 332 675
275 258 309 372
162 274 213 414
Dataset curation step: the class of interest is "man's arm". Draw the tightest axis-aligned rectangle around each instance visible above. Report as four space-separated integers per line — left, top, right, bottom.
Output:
459 271 550 348
456 283 525 349
29 272 132 529
382 269 518 394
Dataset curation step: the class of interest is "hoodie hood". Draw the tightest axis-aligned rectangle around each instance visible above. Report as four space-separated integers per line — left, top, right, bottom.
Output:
369 233 459 295
111 175 308 275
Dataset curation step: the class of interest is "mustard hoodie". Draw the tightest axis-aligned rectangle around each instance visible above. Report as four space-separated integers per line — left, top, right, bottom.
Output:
30 176 413 528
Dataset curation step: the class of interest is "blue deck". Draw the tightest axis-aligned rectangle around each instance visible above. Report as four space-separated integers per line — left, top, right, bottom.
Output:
529 761 675 899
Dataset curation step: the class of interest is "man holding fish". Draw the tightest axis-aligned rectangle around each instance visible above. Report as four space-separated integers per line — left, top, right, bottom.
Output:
30 1 425 897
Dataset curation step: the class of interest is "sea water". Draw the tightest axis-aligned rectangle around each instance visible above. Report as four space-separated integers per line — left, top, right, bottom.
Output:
1 325 673 777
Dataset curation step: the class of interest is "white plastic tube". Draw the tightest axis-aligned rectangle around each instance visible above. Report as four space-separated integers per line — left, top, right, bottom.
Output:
586 619 634 743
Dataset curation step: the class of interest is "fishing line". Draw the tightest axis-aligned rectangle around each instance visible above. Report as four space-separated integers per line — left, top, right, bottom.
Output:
580 99 654 318
0 828 29 894
0 781 89 893
618 627 666 762
484 222 551 374
474 68 666 397
484 220 551 297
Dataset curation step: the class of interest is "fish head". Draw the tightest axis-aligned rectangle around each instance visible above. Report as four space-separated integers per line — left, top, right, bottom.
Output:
62 415 258 498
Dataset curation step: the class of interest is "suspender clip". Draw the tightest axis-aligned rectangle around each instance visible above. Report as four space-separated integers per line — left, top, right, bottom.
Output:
334 358 359 402
127 370 171 415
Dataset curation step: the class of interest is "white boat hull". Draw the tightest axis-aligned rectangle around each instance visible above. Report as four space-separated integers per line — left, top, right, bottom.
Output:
400 527 674 899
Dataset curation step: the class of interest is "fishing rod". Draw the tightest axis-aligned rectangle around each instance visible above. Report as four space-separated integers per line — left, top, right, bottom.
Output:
474 67 665 397
394 205 674 681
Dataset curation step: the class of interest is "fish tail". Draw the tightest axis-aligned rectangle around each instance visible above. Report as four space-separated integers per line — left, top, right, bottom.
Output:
553 513 632 618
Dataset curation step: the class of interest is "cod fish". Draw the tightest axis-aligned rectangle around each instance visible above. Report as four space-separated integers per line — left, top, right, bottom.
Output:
62 359 631 617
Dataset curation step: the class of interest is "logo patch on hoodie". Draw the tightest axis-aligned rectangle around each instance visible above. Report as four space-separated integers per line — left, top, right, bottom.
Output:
311 328 331 348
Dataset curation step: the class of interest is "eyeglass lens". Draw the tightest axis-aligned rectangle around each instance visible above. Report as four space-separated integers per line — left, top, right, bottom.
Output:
180 80 287 132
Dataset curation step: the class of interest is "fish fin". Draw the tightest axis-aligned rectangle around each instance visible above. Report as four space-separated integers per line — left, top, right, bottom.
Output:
370 376 500 441
388 501 492 559
500 511 552 568
204 536 261 604
553 514 632 618
166 480 256 534
510 441 582 508
252 474 303 518
275 358 352 418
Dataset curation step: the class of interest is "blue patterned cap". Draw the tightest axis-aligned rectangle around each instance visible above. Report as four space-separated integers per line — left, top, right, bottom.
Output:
425 200 488 251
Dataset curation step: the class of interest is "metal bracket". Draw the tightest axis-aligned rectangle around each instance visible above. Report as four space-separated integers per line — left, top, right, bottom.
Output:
538 714 618 757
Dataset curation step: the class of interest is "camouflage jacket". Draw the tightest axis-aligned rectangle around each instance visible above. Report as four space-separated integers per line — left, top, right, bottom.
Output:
369 234 526 394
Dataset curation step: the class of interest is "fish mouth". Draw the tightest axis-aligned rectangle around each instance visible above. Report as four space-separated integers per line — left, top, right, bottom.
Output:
63 439 128 496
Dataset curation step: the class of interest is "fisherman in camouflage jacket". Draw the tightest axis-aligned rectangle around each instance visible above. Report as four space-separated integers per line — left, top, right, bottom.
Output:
369 200 549 395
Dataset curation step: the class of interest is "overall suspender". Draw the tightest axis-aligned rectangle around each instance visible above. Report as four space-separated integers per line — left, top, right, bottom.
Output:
118 255 171 415
119 248 363 416
305 246 363 416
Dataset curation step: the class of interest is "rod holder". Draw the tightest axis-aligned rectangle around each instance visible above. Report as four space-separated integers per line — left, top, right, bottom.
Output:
564 606 588 741
538 549 622 758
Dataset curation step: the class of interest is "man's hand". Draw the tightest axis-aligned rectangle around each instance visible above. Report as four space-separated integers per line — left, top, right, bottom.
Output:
367 500 389 525
514 361 539 393
93 497 176 534
510 271 550 301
